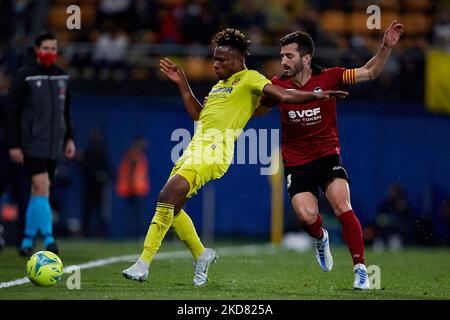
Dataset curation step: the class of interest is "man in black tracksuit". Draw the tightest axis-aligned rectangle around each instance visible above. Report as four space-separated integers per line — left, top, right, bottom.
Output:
4 31 76 256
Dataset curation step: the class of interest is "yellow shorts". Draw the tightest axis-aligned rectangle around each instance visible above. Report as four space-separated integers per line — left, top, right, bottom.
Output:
169 142 231 198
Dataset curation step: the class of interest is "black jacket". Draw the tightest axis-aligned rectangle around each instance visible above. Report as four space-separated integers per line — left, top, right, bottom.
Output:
4 50 74 160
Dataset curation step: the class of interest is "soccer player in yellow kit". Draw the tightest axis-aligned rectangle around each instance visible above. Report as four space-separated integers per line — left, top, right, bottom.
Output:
122 28 348 286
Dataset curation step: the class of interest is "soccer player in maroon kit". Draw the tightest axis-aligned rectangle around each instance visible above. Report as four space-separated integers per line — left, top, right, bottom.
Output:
258 21 404 289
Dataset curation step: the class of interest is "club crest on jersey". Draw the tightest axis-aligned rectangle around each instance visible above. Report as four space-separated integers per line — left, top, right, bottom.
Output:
313 86 323 93
232 77 240 85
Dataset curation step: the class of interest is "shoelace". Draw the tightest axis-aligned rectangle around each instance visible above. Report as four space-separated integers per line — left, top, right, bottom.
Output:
195 262 206 273
316 239 327 256
356 269 367 285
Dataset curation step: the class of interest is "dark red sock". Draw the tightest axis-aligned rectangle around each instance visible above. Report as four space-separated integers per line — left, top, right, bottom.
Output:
338 210 365 265
302 214 324 239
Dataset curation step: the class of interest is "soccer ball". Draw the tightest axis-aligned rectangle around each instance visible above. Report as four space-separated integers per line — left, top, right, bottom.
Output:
26 251 64 287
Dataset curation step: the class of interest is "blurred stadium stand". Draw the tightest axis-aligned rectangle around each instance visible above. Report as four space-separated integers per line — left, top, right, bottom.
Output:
0 0 439 99
1 0 450 246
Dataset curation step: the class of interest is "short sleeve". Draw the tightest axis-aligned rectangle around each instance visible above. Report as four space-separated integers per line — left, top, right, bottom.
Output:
325 67 356 87
246 70 271 95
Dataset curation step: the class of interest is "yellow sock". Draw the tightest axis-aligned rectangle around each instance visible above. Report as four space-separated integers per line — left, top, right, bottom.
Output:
171 209 205 260
139 202 174 264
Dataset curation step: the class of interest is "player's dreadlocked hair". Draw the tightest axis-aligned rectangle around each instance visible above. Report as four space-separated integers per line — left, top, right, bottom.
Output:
212 28 251 57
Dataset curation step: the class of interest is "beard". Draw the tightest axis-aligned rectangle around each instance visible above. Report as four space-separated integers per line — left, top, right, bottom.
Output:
283 63 304 77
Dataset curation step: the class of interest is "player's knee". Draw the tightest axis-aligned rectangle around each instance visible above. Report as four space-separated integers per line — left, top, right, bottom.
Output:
157 188 174 204
332 199 352 215
158 185 184 205
296 205 318 224
158 177 190 204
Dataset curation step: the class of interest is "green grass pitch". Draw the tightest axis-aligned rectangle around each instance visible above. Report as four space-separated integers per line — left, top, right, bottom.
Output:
1 239 449 300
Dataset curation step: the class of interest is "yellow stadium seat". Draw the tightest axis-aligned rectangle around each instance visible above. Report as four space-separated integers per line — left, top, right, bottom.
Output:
56 31 75 43
402 0 432 10
48 6 68 29
377 0 400 10
381 11 401 30
349 12 373 34
131 67 149 81
78 2 97 25
320 11 348 34
183 57 208 80
402 13 433 35
351 0 400 10
263 59 282 79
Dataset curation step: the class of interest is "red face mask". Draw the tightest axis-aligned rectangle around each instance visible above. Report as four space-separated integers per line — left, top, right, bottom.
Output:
37 51 57 67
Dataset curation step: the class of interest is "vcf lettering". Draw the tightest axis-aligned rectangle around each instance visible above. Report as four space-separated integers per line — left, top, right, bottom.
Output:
288 107 321 119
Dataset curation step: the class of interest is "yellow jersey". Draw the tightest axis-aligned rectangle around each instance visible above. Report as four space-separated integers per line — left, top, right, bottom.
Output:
170 69 271 197
192 69 271 151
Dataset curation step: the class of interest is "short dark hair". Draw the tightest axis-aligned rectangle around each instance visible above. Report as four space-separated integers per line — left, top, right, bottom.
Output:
279 31 314 57
212 28 251 57
34 31 57 47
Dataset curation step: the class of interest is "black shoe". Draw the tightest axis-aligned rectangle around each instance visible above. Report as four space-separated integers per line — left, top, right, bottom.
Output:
46 242 59 255
19 247 33 257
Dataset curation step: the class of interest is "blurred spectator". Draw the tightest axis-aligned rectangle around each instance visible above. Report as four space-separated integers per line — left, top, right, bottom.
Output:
263 0 289 40
116 136 150 239
48 160 72 238
0 144 30 247
373 183 412 251
97 0 133 31
231 0 266 35
93 22 129 81
157 3 184 44
0 0 15 46
132 0 159 39
0 0 24 87
0 94 30 247
12 0 35 41
180 1 219 44
433 8 450 51
79 127 112 238
292 7 319 42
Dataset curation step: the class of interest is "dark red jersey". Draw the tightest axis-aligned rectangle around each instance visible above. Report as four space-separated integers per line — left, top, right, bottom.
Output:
261 67 355 167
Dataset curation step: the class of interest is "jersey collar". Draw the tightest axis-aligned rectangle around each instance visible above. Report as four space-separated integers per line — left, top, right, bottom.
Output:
221 68 247 84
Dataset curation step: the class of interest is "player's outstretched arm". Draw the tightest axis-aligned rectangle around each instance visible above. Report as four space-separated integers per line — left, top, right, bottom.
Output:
355 20 404 83
263 83 349 104
160 57 203 121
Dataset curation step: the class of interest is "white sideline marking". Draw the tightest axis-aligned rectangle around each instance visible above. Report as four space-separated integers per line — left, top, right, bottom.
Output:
0 244 276 289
